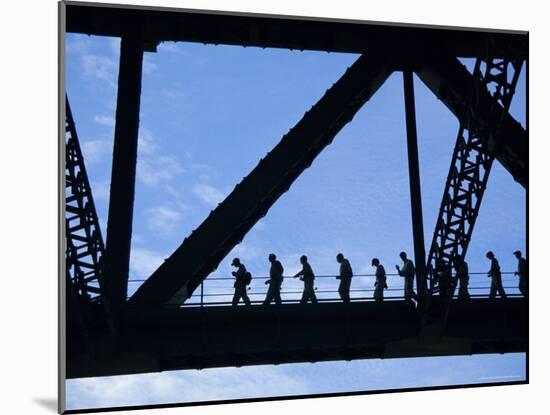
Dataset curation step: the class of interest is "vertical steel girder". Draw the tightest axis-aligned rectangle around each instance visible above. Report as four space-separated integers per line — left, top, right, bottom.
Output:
103 32 144 308
426 56 524 289
65 98 107 304
129 54 393 307
402 71 427 301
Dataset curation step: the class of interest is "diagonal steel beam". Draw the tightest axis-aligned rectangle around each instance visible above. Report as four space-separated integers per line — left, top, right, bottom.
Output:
129 54 393 307
418 53 524 293
415 54 527 188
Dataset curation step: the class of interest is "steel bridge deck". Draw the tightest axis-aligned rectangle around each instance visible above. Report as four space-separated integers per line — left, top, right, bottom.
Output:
67 297 527 378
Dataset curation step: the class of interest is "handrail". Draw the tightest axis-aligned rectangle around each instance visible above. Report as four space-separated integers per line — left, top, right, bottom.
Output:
127 271 518 283
125 269 524 308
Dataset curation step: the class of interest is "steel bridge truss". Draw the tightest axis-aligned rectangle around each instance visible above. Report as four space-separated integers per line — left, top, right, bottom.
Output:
426 55 524 291
63 5 527 310
65 98 107 305
63 4 528 381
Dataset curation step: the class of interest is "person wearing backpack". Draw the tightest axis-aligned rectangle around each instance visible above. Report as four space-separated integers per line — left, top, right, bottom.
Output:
263 253 284 305
231 257 251 306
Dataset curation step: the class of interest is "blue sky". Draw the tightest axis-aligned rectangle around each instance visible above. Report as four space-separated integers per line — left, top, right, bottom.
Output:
65 34 526 410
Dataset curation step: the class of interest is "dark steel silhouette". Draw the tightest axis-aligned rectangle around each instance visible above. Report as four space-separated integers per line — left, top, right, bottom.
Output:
63 3 527 379
336 253 353 303
263 253 284 305
129 54 392 307
65 97 116 340
65 98 106 304
403 71 427 302
66 4 526 58
424 54 524 296
103 31 145 310
294 255 318 304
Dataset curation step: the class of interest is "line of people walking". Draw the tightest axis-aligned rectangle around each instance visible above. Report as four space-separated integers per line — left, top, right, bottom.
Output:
229 250 527 306
434 250 528 301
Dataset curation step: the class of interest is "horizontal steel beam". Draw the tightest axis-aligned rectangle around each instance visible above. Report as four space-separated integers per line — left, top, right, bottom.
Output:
415 54 527 187
67 299 527 378
65 2 527 59
128 54 393 307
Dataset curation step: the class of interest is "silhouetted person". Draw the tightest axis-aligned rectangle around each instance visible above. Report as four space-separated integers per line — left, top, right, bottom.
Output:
294 255 318 304
263 253 284 305
513 250 528 298
455 258 470 301
396 251 416 302
486 251 507 299
372 258 387 303
435 259 453 301
336 253 353 303
231 257 251 306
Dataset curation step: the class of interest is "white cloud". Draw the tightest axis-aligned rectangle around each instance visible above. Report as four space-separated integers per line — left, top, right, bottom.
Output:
80 139 111 164
160 88 185 100
93 115 115 127
229 243 260 262
144 206 182 237
109 37 121 55
90 180 110 201
66 36 91 54
192 183 226 206
134 128 186 186
157 42 192 56
163 184 179 197
66 365 310 410
142 55 158 74
129 247 166 280
82 54 117 84
137 155 185 186
137 128 157 156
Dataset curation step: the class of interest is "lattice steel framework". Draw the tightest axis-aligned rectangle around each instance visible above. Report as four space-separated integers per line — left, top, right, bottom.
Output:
426 54 524 290
65 97 106 304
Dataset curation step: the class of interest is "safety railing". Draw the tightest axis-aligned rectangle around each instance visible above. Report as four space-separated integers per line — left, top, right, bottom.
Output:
126 271 524 308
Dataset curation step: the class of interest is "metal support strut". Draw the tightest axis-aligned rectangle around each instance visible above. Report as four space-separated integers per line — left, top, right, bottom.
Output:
103 31 144 308
426 53 523 292
402 71 427 303
65 97 107 304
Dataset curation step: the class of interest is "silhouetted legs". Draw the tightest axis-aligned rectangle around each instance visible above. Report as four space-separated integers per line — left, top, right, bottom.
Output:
404 276 416 302
457 276 470 300
300 279 318 304
489 277 507 299
519 276 527 298
438 276 452 302
232 285 251 306
374 283 384 303
338 278 351 303
263 281 282 305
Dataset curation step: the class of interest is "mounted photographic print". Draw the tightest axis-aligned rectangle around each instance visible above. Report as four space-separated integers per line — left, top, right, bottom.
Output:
60 1 528 413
